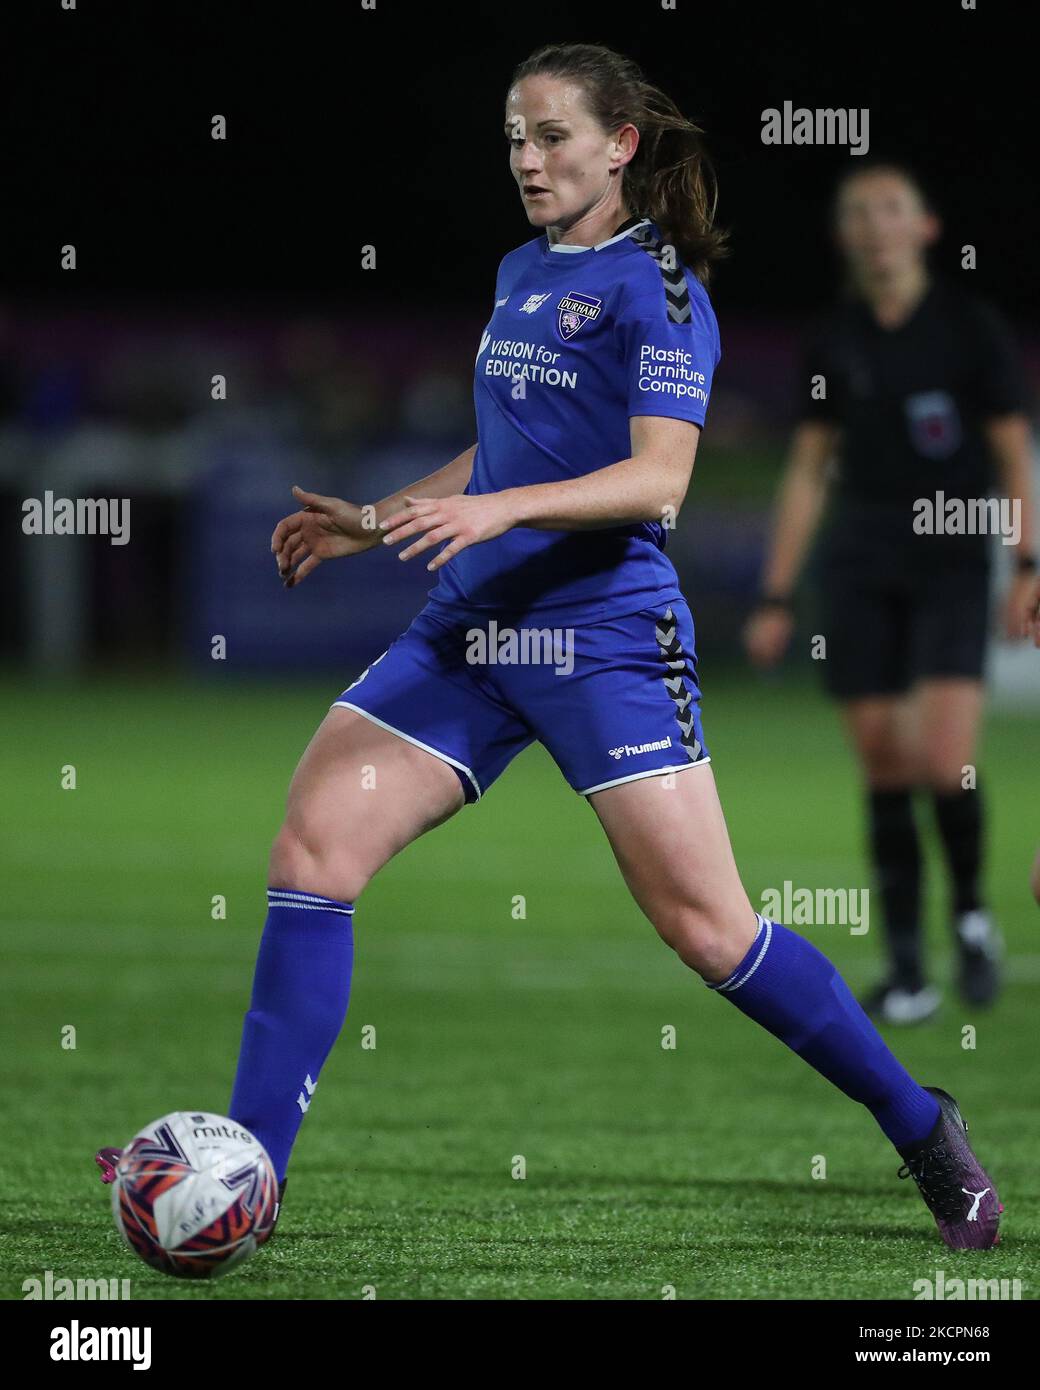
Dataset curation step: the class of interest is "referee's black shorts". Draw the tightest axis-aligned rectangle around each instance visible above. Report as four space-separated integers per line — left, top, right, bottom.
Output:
815 522 991 700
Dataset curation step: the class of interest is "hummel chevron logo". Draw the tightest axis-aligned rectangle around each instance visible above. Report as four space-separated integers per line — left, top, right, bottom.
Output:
963 1186 990 1221
631 228 692 324
652 607 703 762
296 1074 317 1114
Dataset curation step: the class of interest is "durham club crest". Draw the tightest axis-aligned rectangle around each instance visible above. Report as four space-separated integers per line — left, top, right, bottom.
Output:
557 292 602 340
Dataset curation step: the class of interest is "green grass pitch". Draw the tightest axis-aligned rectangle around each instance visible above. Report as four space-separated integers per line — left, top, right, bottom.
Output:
2 670 1037 1300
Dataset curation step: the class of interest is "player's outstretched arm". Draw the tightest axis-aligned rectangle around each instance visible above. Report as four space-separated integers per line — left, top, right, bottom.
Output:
743 421 837 669
1027 574 1040 649
380 416 703 572
273 445 476 588
984 414 1038 638
507 414 702 531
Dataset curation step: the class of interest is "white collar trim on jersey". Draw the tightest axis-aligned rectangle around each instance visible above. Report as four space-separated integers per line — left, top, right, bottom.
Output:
546 218 651 253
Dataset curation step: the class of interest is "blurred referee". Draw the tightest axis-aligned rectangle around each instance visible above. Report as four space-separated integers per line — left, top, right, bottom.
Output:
744 164 1037 1024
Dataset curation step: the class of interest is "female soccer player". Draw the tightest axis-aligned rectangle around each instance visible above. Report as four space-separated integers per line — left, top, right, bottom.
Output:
98 46 1002 1249
744 165 1036 1024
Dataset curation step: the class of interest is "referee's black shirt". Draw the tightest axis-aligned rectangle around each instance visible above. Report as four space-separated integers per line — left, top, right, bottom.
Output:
800 281 1029 566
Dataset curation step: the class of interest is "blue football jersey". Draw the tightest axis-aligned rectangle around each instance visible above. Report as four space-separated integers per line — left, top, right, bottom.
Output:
428 218 721 622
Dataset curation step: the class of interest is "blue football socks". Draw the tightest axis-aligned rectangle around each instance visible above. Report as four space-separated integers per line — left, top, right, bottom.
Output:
229 888 355 1182
710 915 940 1149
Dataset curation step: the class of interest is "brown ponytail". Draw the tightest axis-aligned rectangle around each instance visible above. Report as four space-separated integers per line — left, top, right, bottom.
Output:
510 43 728 284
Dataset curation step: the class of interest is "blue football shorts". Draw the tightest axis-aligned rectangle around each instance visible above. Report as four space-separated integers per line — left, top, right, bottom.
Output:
332 598 711 802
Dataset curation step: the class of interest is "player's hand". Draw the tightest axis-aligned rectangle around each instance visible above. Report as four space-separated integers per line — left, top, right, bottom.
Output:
743 604 794 669
271 486 379 588
379 492 517 571
1003 571 1040 644
1001 572 1040 642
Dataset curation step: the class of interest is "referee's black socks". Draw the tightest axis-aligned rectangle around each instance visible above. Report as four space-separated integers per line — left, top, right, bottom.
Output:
932 783 985 917
867 788 924 989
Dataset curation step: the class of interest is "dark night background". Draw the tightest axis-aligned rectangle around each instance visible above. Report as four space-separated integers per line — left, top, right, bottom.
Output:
8 0 1037 318
3 0 1037 672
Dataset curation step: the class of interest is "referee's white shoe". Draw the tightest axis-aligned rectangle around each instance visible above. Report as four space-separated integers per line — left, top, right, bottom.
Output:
955 909 1002 1007
861 980 942 1025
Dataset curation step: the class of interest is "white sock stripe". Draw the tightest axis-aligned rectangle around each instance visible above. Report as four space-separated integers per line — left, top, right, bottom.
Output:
267 889 354 915
714 915 772 993
268 903 354 915
267 889 351 906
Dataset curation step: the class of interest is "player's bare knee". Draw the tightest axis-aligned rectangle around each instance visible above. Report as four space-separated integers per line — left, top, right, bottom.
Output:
655 906 738 980
921 755 971 796
862 744 916 787
268 821 368 904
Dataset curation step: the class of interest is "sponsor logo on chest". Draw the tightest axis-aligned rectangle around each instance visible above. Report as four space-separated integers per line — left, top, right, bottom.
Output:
518 292 552 315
